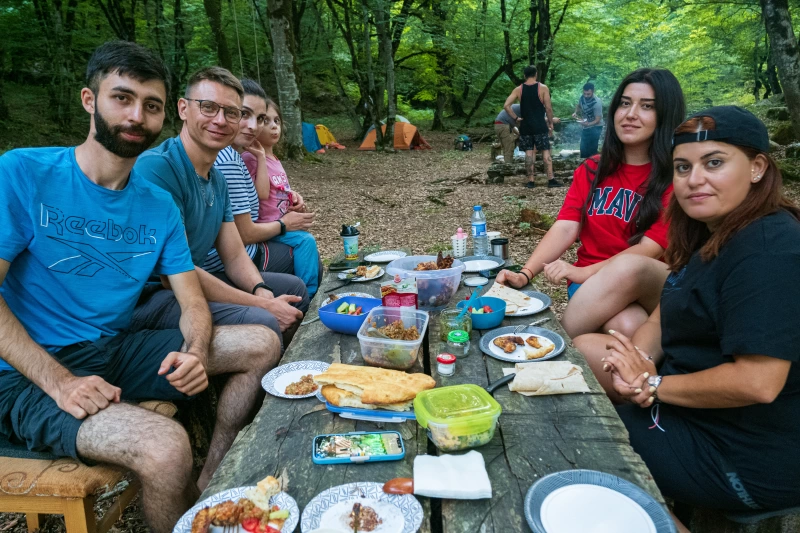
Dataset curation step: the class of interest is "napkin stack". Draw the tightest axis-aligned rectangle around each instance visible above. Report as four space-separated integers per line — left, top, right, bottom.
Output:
502 361 590 396
413 451 492 499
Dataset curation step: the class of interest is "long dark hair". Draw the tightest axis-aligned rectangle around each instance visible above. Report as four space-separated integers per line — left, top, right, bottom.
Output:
665 117 800 271
581 68 686 244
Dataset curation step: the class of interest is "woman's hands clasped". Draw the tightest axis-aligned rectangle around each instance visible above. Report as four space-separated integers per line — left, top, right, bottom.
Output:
602 330 659 407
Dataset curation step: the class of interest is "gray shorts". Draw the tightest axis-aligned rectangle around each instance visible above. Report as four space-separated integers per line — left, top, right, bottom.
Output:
0 329 185 459
132 271 309 353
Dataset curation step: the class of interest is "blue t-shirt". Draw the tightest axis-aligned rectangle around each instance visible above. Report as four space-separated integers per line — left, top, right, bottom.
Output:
135 136 234 266
0 147 194 369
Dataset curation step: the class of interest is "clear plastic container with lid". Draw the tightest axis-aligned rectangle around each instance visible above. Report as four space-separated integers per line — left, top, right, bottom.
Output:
414 384 502 451
446 330 470 358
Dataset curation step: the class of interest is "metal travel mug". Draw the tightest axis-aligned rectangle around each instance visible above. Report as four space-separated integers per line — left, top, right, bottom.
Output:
491 238 509 261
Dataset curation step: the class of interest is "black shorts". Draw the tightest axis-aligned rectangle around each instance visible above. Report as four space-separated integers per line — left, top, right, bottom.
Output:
617 404 766 511
0 329 185 459
518 133 550 151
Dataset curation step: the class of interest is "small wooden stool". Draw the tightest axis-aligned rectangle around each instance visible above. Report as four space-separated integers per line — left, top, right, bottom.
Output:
0 401 177 533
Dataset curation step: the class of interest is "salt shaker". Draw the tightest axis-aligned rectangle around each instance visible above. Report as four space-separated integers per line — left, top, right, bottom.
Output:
437 353 456 376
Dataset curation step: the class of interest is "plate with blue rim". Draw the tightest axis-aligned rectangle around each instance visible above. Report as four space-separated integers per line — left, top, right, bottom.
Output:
479 326 564 363
508 290 551 317
261 360 330 400
525 470 676 533
301 481 423 533
173 486 299 533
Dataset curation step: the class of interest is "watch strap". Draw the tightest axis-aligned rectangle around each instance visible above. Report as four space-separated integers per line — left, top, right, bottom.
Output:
278 219 287 236
252 282 273 294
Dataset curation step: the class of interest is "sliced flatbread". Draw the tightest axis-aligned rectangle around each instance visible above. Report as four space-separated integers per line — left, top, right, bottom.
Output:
483 282 533 315
365 265 382 279
321 385 413 411
314 363 435 405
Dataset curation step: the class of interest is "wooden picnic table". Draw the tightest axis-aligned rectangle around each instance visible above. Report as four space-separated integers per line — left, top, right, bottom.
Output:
201 260 667 532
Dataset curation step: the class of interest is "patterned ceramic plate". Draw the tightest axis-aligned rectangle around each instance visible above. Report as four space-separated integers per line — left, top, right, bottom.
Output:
325 292 377 300
301 482 423 533
479 326 565 363
337 268 385 282
525 470 675 533
261 360 330 399
364 251 408 263
173 487 299 533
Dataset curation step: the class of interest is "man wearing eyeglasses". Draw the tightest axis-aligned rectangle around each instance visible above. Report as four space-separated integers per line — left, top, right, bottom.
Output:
133 67 308 356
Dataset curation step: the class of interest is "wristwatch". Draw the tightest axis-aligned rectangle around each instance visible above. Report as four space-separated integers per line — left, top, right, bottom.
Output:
647 374 663 402
278 219 287 236
252 282 273 295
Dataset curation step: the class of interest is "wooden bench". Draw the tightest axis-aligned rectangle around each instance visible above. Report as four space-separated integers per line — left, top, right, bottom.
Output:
0 400 177 533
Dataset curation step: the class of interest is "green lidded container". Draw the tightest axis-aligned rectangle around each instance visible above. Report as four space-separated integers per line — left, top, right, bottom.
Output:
414 384 502 452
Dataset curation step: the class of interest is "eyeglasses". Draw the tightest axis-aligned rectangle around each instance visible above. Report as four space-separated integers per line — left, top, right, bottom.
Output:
186 99 243 124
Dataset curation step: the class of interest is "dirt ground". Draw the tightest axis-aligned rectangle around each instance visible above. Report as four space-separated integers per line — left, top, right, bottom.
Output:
4 130 800 533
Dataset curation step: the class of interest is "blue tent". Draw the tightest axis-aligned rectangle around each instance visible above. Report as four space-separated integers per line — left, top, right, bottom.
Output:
302 122 323 152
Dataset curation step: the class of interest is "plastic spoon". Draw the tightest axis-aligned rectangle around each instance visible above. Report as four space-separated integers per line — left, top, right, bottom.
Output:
457 289 480 320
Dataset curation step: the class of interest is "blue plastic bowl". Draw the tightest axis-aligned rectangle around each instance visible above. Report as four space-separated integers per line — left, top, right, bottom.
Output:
319 296 381 335
456 296 506 330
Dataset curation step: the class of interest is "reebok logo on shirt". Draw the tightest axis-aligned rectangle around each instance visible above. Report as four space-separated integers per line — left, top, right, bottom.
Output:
587 187 643 222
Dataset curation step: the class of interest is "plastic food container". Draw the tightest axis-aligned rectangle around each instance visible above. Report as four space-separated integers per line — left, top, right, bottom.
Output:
318 296 382 335
386 256 465 311
357 306 430 370
414 384 502 452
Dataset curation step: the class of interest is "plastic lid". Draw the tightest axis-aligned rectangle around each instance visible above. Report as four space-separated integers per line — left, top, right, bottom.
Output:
340 224 360 236
436 353 456 364
456 227 466 239
473 206 482 211
447 330 469 343
414 384 502 436
490 238 509 245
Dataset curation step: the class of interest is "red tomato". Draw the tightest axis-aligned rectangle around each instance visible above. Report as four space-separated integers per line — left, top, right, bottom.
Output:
241 518 260 532
264 527 280 533
468 306 473 312
483 305 493 313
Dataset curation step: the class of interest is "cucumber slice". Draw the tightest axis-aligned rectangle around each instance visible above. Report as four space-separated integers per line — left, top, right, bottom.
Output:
336 302 350 313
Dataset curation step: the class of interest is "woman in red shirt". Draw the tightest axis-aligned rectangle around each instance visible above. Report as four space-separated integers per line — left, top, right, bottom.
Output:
497 68 685 337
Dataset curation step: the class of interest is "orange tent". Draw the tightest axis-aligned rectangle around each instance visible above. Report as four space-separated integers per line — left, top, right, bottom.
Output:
358 122 432 151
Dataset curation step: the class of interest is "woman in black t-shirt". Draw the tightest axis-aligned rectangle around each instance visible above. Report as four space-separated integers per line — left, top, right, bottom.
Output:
582 107 800 529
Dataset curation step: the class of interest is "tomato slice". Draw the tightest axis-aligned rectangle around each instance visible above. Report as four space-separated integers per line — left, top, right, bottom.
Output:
241 518 260 532
264 526 280 533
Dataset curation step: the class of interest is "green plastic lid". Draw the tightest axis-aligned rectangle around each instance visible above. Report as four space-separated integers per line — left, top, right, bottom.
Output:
447 330 469 343
414 384 501 436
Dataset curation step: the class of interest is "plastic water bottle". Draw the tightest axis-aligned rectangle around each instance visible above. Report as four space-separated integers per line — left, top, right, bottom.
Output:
471 206 489 256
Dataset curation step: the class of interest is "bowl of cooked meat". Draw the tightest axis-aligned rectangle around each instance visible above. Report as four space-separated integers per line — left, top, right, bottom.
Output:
456 297 506 329
386 253 465 311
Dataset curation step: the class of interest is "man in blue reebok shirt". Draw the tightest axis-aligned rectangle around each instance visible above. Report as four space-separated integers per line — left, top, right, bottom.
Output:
0 42 280 532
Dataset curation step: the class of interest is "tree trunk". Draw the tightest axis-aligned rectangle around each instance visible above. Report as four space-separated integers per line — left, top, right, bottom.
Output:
203 0 233 70
463 55 526 126
374 0 395 149
535 0 550 83
766 34 783 95
95 0 137 41
754 36 763 101
267 0 306 159
429 0 452 131
761 0 800 138
528 0 538 65
500 0 521 84
362 4 383 149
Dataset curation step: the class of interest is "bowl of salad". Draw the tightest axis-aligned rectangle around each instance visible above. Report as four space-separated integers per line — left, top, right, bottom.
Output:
456 296 506 329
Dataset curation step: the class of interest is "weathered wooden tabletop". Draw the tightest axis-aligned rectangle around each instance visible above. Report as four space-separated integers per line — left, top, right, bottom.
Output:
201 259 665 532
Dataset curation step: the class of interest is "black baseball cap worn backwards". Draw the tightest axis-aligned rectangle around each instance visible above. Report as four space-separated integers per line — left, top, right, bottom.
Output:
672 105 770 153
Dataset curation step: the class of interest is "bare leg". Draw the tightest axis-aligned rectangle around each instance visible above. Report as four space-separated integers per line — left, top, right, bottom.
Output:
573 333 626 403
198 324 281 490
76 403 196 533
561 255 669 338
602 303 649 338
543 149 554 180
525 149 536 184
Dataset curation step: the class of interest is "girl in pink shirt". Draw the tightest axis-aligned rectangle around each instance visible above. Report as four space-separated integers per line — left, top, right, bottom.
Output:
242 100 320 296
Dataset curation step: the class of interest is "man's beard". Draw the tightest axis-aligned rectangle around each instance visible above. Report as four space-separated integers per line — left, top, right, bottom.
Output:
93 108 161 158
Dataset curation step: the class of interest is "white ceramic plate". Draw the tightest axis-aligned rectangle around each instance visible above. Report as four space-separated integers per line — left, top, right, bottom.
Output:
463 259 503 272
173 487 299 533
337 268 385 282
261 361 330 399
540 484 656 533
301 482 422 533
479 326 565 363
364 251 407 263
324 292 376 301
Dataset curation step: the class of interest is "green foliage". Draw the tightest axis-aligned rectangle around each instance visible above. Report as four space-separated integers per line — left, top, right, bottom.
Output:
0 0 797 147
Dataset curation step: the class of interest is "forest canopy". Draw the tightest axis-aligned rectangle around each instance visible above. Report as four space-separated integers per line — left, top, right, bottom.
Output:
0 0 798 150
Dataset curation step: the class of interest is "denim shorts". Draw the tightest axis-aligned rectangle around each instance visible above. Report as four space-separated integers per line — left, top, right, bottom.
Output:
0 329 184 459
